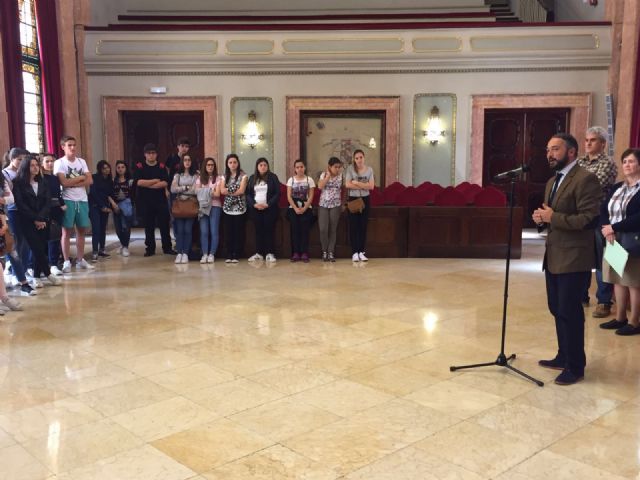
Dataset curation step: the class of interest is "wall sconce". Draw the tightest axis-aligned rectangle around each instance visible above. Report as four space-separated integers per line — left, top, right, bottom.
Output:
423 106 445 145
368 137 377 149
240 110 264 149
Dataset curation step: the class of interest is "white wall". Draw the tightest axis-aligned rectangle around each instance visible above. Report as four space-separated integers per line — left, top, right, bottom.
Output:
87 68 608 185
554 0 605 22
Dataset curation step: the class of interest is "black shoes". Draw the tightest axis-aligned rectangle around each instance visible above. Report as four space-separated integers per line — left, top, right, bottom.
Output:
538 358 564 370
144 251 155 257
164 249 178 255
615 324 640 336
554 369 584 386
600 318 627 330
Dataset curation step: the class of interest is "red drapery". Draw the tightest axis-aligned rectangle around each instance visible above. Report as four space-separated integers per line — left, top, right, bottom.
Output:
35 0 64 156
0 0 25 148
630 29 640 148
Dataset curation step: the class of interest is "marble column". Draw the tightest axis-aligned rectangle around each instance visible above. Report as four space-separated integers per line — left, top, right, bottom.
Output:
0 34 10 156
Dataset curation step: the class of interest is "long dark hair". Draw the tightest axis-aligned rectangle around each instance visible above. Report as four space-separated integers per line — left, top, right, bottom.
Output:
114 160 130 181
200 157 218 184
95 160 112 178
15 154 42 186
178 154 197 176
254 158 270 181
224 153 243 184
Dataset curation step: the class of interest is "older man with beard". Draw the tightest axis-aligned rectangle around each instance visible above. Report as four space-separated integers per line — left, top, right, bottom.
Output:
533 133 601 385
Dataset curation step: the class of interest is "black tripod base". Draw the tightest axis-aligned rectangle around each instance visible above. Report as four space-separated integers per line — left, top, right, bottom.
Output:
450 353 544 387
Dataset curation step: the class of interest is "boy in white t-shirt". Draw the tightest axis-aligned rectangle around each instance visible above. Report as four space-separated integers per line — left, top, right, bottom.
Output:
54 135 94 272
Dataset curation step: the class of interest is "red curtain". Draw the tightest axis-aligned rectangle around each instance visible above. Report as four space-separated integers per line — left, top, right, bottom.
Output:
35 0 64 156
630 29 640 148
0 0 25 148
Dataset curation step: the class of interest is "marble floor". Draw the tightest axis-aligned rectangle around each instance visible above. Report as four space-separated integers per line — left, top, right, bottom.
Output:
1 231 639 480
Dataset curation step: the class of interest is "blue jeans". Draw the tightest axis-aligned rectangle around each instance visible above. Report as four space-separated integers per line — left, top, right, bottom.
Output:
199 207 221 255
174 217 195 254
6 209 29 282
583 229 613 305
113 211 133 248
48 239 61 267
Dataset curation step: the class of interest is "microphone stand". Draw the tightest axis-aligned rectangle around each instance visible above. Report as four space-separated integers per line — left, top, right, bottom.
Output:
449 175 544 387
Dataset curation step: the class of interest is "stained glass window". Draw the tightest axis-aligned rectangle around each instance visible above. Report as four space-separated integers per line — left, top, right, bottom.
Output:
19 0 44 154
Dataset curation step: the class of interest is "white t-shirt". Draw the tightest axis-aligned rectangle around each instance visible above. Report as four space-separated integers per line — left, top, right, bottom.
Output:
286 176 316 207
54 156 90 202
254 181 268 205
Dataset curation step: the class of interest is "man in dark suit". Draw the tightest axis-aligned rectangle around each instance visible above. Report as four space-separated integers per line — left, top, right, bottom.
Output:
532 133 601 385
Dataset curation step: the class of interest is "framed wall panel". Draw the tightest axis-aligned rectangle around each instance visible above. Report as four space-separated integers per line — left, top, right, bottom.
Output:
231 97 273 166
413 93 457 186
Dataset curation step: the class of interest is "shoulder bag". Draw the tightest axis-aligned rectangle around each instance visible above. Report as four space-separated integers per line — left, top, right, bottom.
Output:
618 231 640 256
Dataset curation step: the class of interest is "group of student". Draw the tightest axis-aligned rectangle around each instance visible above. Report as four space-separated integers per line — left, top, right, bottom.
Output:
0 135 376 315
136 138 375 264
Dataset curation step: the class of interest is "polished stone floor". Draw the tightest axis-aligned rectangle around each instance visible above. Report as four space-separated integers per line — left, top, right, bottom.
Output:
1 231 638 479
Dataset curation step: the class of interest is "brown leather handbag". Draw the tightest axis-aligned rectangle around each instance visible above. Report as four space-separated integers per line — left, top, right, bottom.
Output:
346 197 365 214
171 197 199 218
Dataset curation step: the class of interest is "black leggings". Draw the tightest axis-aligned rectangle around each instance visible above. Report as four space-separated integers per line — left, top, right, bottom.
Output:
224 212 246 259
348 195 370 254
251 207 278 256
18 218 51 277
288 208 313 255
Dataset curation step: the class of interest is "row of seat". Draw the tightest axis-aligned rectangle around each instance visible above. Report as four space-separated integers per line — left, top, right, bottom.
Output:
275 181 507 208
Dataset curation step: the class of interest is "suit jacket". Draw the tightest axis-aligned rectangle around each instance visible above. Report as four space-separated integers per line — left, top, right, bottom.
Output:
543 164 601 274
13 177 51 223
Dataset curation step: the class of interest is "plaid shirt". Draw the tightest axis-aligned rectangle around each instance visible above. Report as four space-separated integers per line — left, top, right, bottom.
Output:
577 152 617 194
608 181 640 225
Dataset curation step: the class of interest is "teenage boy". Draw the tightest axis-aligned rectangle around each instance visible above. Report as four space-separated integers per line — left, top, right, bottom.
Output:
54 135 94 272
166 136 190 185
134 143 175 256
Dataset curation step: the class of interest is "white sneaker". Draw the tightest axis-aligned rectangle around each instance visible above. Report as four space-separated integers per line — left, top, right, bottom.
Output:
62 260 72 273
359 252 368 262
175 254 182 264
207 254 215 263
352 253 360 262
121 247 130 257
50 266 63 276
200 255 208 264
181 253 189 264
76 258 95 269
29 277 44 288
265 253 276 263
231 259 239 264
48 274 62 286
26 268 34 277
248 253 263 262
2 297 22 311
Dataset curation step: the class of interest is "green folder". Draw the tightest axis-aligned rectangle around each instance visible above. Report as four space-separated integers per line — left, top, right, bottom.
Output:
604 240 629 277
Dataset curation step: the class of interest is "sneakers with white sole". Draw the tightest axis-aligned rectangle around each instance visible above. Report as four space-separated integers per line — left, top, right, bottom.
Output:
121 247 130 257
207 254 215 263
352 253 360 262
48 274 62 286
200 255 208 264
265 253 276 263
2 297 22 311
62 260 72 273
181 253 189 264
50 266 63 276
20 284 37 296
76 258 95 269
359 252 368 262
248 253 264 262
175 254 182 264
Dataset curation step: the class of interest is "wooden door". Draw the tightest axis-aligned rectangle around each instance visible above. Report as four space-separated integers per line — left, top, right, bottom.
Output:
122 111 205 169
483 108 570 227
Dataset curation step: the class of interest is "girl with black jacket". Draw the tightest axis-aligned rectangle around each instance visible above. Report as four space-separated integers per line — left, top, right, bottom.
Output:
41 153 64 274
12 155 61 286
246 158 280 262
89 160 116 261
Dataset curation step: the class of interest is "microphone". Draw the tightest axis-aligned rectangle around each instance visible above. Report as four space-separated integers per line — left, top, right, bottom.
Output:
493 164 530 180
